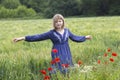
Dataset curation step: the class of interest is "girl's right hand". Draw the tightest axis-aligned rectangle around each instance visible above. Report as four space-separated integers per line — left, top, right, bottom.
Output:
13 37 25 43
85 35 92 40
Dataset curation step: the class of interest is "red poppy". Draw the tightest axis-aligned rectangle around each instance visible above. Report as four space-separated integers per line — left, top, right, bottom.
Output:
97 60 100 64
78 60 82 66
40 70 46 75
112 52 117 57
44 75 50 80
48 67 53 71
107 48 111 52
109 58 114 62
61 64 69 68
50 60 56 64
104 53 108 57
54 57 60 63
52 49 58 53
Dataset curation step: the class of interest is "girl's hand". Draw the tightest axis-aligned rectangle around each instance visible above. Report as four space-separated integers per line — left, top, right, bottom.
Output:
13 37 25 43
85 35 92 40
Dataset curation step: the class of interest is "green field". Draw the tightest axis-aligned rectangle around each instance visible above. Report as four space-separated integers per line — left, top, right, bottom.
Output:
0 16 120 80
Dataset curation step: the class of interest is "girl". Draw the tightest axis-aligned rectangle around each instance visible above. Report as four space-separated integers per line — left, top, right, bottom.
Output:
13 14 92 75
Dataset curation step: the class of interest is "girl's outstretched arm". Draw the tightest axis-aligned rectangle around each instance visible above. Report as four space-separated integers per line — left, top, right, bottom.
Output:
24 31 51 42
13 30 52 43
68 29 92 42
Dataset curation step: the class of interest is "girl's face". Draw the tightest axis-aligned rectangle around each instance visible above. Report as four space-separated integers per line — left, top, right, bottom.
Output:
54 19 63 29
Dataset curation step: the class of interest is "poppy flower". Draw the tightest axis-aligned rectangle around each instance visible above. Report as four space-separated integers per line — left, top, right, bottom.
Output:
78 60 82 66
52 49 58 53
97 60 100 64
44 75 50 80
61 64 69 68
40 70 46 75
112 52 117 57
104 53 108 57
107 48 111 52
50 60 56 64
48 67 53 71
109 58 114 62
54 57 60 63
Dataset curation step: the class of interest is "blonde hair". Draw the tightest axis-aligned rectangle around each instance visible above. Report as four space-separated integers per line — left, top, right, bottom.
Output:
53 14 65 29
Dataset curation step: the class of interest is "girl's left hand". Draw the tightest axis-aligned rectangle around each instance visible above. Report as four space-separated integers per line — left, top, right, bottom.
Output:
85 35 92 40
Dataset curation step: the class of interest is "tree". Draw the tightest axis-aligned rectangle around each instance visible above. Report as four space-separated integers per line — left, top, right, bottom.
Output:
109 0 120 15
1 0 21 9
44 0 79 18
96 0 109 15
78 0 99 16
19 0 48 13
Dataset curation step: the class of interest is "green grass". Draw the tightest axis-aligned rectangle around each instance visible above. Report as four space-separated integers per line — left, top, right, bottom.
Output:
0 16 120 80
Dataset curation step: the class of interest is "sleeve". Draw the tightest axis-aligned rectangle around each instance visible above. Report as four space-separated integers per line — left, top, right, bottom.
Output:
25 31 51 42
68 29 86 42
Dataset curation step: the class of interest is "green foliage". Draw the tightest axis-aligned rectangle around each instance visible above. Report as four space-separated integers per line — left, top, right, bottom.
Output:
16 5 36 17
19 0 48 13
0 6 36 18
109 6 120 15
79 0 99 16
0 7 17 18
1 0 21 9
44 0 79 18
0 7 9 18
0 0 120 18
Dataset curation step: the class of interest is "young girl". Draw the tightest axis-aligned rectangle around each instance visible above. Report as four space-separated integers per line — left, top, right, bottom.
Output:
13 14 91 75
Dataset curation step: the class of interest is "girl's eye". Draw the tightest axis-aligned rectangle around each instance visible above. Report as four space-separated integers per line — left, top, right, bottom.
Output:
58 20 62 22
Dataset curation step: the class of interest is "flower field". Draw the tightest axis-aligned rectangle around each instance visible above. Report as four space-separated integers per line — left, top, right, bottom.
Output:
0 16 120 80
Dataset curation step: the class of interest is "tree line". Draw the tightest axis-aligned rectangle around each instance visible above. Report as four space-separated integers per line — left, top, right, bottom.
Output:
0 0 120 18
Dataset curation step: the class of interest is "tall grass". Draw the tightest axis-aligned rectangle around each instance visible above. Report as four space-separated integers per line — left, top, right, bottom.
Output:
0 16 120 80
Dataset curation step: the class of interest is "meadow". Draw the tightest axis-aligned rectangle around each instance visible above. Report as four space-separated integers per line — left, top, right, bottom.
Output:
0 16 120 80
